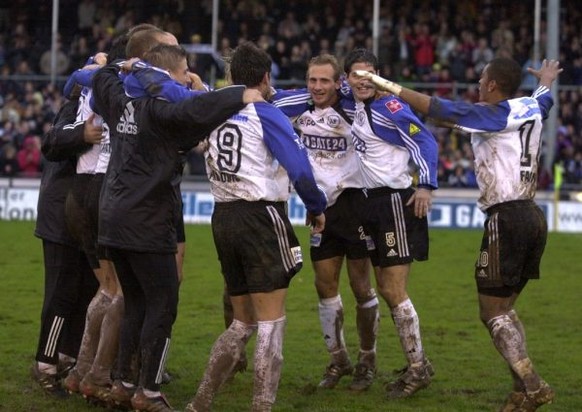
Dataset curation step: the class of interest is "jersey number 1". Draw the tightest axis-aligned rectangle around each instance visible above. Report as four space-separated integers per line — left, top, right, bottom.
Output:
518 120 537 168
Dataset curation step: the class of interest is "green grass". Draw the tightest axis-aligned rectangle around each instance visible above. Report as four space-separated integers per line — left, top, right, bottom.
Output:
0 221 581 411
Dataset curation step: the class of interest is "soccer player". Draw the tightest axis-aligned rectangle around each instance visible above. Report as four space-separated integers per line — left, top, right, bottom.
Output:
31 92 101 398
184 41 326 412
344 48 438 399
92 40 262 412
61 26 180 404
60 52 121 400
272 54 379 391
356 57 561 410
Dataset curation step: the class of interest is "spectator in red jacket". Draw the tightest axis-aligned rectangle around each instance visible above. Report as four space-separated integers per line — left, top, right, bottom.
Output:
17 135 42 176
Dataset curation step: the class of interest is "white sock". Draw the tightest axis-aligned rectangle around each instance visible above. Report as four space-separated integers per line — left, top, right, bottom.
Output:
253 316 286 409
318 295 347 354
391 298 424 365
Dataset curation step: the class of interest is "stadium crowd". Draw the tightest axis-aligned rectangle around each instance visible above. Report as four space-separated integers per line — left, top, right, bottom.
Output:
0 0 581 187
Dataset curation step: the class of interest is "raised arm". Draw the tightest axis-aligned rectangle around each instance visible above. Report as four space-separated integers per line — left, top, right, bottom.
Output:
526 59 562 89
353 70 432 115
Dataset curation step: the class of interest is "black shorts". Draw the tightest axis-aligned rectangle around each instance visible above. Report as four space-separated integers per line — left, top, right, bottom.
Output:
87 174 108 261
212 200 303 296
475 199 547 295
310 189 369 262
65 174 99 268
360 186 429 268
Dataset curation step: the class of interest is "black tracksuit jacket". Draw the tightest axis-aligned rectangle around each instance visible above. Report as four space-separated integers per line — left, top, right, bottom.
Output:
92 64 247 254
34 99 92 246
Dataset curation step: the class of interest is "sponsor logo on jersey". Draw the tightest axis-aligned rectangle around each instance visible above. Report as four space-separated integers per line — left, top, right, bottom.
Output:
327 115 341 128
302 134 347 151
387 249 398 257
476 269 488 278
409 123 421 136
116 102 138 135
231 114 248 122
298 116 317 126
386 99 403 114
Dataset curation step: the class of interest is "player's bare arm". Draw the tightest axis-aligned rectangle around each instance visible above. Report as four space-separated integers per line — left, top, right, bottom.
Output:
353 70 431 115
406 187 432 218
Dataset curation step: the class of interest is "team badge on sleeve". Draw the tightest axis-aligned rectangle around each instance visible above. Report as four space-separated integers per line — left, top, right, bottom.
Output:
409 123 421 136
386 99 403 114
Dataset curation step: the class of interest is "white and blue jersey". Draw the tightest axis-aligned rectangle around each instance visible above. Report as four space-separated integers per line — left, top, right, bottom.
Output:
428 85 553 210
351 95 438 191
272 89 362 207
64 64 110 174
206 102 326 215
123 65 327 215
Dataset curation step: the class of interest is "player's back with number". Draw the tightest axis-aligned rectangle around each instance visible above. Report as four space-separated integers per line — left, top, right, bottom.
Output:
206 101 322 208
432 90 552 209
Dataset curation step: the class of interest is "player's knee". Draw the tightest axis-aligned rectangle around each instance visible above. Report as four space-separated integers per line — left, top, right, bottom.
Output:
314 278 339 299
349 276 373 298
353 287 377 305
377 287 407 308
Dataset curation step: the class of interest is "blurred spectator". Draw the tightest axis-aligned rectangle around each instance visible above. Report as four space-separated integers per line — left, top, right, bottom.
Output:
39 38 70 75
448 165 476 188
16 134 41 176
277 11 301 43
561 146 582 185
472 37 494 75
0 142 19 176
409 23 435 78
69 36 93 69
435 23 457 67
77 0 97 36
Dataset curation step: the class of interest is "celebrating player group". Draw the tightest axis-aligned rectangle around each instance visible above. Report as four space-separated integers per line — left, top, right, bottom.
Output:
31 17 561 412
